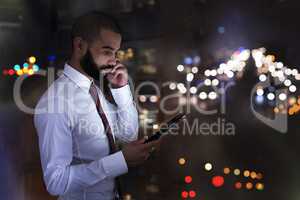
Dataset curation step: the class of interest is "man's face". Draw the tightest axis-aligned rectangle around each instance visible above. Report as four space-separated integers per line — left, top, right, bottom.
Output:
80 29 121 80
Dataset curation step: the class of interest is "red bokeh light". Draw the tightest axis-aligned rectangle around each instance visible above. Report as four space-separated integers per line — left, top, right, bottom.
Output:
212 175 224 187
181 191 189 199
8 69 15 76
235 182 242 189
3 69 8 75
189 190 196 198
185 176 193 184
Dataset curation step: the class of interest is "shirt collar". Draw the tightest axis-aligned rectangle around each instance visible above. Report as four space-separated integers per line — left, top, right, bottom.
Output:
63 63 93 92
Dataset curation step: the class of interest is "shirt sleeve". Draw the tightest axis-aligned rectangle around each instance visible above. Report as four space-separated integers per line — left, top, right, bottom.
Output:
34 101 128 196
110 84 139 142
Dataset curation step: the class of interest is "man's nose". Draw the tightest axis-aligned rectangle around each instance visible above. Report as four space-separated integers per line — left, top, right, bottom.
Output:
108 58 119 66
108 59 116 66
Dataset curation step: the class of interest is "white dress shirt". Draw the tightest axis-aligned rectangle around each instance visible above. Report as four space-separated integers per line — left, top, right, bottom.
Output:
34 63 139 200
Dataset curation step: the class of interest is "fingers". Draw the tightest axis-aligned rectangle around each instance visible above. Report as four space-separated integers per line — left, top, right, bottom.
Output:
110 61 127 74
140 140 160 152
147 138 161 146
131 137 160 148
130 138 158 153
105 62 128 87
134 148 150 162
140 141 154 150
124 138 157 167
111 62 125 73
101 61 125 75
137 138 146 144
111 67 128 80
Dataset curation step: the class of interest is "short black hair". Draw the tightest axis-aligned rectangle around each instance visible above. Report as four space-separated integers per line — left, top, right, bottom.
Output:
71 11 122 43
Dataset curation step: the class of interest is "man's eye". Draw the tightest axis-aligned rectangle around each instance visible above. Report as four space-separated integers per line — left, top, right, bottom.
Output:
103 51 113 56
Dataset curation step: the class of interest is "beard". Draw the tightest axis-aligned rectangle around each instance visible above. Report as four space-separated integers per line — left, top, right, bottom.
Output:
80 49 104 81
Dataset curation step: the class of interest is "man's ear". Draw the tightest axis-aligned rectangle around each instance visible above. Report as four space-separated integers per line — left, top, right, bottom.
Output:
73 37 88 56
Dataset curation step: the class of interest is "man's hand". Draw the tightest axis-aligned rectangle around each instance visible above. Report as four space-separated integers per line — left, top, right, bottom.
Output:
106 61 128 88
122 138 161 167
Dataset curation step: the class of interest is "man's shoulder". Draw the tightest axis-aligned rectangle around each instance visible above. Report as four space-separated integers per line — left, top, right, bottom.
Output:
34 75 75 112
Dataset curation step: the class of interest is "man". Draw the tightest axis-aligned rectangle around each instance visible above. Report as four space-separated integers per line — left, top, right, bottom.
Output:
34 11 159 200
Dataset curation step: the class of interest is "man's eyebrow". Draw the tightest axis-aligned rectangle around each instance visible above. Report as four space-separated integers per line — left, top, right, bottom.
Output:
102 46 119 51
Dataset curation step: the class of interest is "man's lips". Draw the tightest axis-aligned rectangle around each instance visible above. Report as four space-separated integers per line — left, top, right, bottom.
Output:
99 65 115 74
100 65 114 70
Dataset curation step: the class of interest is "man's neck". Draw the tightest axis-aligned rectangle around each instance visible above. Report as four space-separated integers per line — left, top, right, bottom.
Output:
68 57 93 81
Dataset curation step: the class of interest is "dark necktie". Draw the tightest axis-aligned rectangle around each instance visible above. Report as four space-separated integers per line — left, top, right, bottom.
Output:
89 81 122 200
89 81 117 154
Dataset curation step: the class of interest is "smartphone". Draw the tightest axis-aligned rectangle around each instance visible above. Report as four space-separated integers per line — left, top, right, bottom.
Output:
143 113 186 143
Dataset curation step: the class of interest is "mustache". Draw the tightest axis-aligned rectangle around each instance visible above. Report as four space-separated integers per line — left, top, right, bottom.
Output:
99 65 115 70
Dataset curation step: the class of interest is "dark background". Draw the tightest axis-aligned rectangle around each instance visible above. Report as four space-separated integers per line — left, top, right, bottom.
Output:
0 0 300 199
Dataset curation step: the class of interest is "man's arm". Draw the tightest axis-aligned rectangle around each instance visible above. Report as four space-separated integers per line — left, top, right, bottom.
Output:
34 104 128 196
110 84 139 142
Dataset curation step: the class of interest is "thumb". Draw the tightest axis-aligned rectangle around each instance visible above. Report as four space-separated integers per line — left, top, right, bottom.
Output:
130 138 145 145
133 138 147 145
137 138 146 144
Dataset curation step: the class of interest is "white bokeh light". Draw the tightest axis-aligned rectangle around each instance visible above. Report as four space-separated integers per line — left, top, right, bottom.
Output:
289 85 297 93
217 68 224 74
210 69 217 76
186 73 194 82
204 70 210 77
267 93 275 101
204 163 213 171
190 86 197 94
276 62 283 69
191 66 199 74
139 95 147 102
169 83 177 90
177 64 184 72
208 91 217 100
212 79 219 86
284 79 291 87
278 93 287 101
150 95 158 103
177 83 185 90
256 88 264 96
204 79 211 86
226 71 234 78
199 92 207 100
285 69 292 75
179 87 187 94
259 74 267 82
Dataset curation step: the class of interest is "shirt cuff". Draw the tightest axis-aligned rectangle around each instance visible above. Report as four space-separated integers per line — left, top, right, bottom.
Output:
101 151 128 178
110 84 133 108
